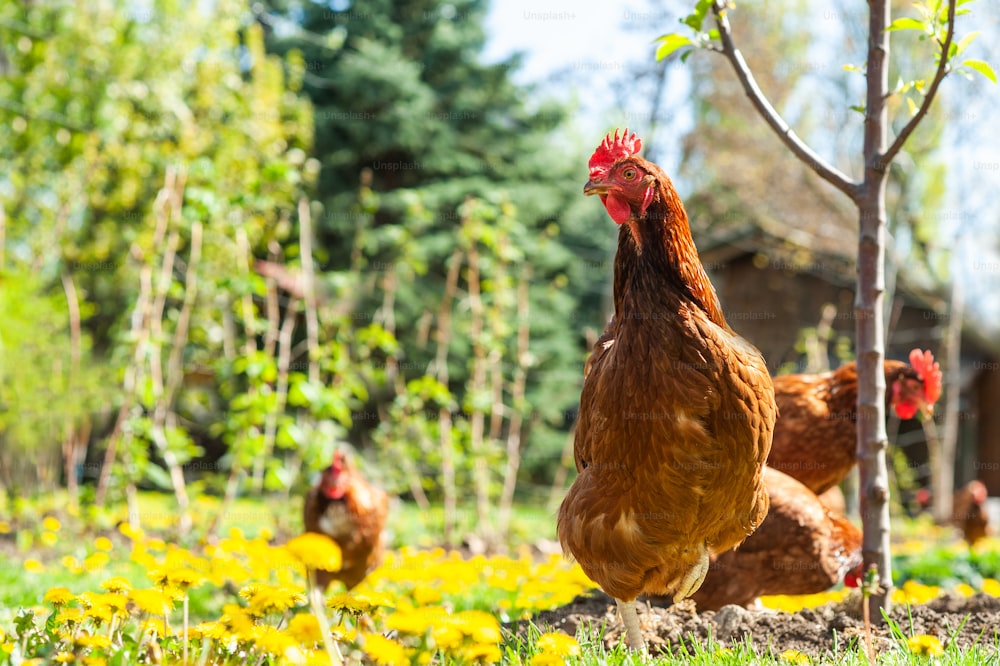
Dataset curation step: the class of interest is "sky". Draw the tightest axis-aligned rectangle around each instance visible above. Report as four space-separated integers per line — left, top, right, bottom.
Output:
482 0 1000 335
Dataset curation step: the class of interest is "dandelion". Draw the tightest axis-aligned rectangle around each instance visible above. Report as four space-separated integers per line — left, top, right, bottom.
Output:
83 552 110 572
139 618 171 638
780 649 810 664
239 583 305 616
252 625 299 656
363 633 408 665
81 657 107 666
55 607 84 626
458 610 502 644
44 587 75 606
0 520 10 534
536 632 581 657
93 536 114 552
117 523 142 541
53 652 75 663
100 577 132 594
129 588 176 615
40 531 59 547
983 579 1000 597
24 559 45 573
74 634 111 650
907 634 944 657
61 555 83 574
43 516 62 532
326 591 394 616
284 533 342 572
955 583 976 597
287 613 323 644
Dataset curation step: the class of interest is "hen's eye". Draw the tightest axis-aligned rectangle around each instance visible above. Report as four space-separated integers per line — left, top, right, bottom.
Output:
622 168 637 180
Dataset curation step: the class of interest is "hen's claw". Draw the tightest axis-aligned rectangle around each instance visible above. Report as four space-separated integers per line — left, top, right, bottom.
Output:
673 542 710 602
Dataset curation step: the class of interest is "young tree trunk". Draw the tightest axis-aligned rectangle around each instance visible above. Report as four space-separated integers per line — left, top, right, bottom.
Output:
855 0 894 616
934 258 964 522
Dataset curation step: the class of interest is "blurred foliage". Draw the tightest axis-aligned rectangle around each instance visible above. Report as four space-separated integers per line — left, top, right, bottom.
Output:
0 0 613 541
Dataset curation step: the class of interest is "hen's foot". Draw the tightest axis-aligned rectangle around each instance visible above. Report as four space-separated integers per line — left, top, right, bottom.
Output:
673 542 709 602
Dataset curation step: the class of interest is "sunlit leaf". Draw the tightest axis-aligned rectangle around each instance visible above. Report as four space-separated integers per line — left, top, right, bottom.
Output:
655 33 694 62
885 17 927 32
961 59 997 84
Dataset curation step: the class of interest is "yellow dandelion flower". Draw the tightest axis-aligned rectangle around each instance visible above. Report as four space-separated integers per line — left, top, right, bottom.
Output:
83 604 113 625
83 552 109 572
44 587 75 606
287 613 323 644
129 588 175 615
117 523 142 541
0 628 4 642
189 621 229 641
284 533 342 572
529 654 565 666
168 568 204 590
386 607 434 635
536 632 581 657
74 634 111 650
457 610 502 643
955 583 976 597
43 516 62 532
259 527 274 541
983 579 1000 597
0 520 11 534
140 617 171 638
364 633 408 665
412 584 442 605
219 603 258 640
460 642 503 663
93 536 114 552
326 591 394 615
907 634 944 656
239 583 304 616
253 625 298 656
53 652 74 663
100 577 132 594
61 555 82 574
146 568 170 587
82 658 107 666
55 607 84 625
24 558 45 573
39 531 58 547
780 648 810 664
145 538 167 552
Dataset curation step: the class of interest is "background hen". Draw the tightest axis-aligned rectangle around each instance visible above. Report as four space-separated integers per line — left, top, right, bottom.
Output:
767 349 942 495
303 450 390 591
686 467 863 611
557 129 776 651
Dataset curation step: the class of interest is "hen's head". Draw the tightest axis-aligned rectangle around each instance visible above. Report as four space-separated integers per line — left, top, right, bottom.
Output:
891 348 942 421
584 128 656 225
319 449 352 500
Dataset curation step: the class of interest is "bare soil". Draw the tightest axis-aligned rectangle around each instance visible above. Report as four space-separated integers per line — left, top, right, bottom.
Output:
522 590 1000 659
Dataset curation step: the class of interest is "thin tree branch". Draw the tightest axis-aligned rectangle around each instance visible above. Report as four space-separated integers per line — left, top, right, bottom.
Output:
710 0 860 200
882 0 958 167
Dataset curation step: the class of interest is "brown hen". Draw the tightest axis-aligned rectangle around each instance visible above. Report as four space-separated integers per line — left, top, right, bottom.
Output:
303 450 389 591
557 129 776 651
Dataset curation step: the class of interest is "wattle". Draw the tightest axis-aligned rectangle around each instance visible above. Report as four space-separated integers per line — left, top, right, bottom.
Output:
894 401 918 420
602 192 632 225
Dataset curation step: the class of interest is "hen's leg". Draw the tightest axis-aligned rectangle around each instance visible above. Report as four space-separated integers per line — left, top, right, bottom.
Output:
673 541 710 602
616 598 647 652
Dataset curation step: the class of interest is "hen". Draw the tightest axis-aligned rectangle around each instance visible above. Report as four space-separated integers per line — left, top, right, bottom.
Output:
919 481 992 546
768 349 942 495
557 129 776 651
686 467 863 610
303 450 390 591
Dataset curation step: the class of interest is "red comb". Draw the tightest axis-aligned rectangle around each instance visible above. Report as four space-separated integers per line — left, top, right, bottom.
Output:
588 128 642 179
909 349 942 405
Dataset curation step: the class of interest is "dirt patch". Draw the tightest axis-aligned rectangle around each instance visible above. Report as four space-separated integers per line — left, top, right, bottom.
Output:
520 591 1000 658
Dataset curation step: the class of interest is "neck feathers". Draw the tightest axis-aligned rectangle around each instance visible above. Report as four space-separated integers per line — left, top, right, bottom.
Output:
613 170 727 329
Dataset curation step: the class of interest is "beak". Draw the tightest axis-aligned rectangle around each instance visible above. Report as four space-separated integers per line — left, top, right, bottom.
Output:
583 180 609 196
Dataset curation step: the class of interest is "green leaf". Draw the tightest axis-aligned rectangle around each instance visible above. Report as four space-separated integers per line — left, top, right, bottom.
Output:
953 31 980 57
655 34 693 61
682 0 714 31
885 17 927 32
962 59 998 84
